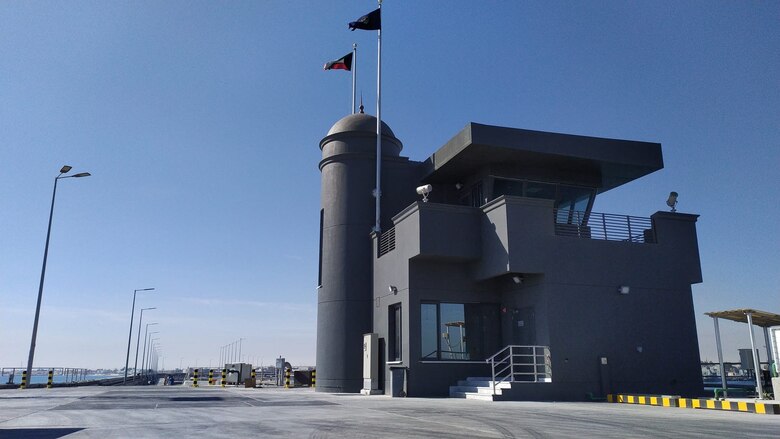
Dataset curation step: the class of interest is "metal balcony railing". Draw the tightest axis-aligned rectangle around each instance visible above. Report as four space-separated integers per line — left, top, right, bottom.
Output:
485 345 552 395
554 210 654 243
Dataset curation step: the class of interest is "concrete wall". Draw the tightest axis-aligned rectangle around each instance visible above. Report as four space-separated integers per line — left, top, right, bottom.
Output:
317 115 416 393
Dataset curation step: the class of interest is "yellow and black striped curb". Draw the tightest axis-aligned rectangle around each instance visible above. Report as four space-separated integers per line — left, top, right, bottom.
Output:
608 394 678 407
608 394 780 415
679 398 780 415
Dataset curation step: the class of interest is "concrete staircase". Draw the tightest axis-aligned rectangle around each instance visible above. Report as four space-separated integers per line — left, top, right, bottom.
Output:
449 377 511 401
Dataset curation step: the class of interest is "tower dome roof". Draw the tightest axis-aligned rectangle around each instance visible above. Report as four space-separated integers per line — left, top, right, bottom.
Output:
327 113 397 139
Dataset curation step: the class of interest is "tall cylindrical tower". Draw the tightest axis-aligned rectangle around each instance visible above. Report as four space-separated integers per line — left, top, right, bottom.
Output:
317 113 402 392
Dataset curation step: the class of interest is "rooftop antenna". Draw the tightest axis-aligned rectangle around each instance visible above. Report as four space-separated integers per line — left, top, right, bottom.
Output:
359 92 364 113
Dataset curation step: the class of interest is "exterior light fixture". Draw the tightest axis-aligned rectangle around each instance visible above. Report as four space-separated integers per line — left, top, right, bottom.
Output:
666 191 678 212
619 286 630 295
388 285 398 294
512 275 523 285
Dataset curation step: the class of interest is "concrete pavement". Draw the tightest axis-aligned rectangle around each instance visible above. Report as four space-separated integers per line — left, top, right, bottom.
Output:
1 386 778 438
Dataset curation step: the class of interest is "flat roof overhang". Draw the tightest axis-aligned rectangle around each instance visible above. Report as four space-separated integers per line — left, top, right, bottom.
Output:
419 123 663 193
705 309 780 328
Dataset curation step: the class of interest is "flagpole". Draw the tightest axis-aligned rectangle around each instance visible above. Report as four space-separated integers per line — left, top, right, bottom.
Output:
374 0 382 233
352 44 357 114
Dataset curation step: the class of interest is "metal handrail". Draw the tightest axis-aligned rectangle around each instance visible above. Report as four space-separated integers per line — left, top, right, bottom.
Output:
1 366 105 385
554 210 653 243
485 345 552 395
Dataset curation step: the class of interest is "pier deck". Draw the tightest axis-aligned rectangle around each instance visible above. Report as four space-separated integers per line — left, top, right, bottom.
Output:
1 386 778 438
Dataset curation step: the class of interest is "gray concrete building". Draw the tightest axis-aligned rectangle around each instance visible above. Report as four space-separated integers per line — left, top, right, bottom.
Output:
317 113 703 400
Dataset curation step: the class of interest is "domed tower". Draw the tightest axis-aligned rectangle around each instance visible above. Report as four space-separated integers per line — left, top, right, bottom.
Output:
317 113 403 393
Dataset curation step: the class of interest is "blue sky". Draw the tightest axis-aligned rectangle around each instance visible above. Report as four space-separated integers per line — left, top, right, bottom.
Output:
1 1 778 369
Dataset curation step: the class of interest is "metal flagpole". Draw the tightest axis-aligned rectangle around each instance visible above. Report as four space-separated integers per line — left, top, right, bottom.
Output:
374 0 382 233
352 44 357 114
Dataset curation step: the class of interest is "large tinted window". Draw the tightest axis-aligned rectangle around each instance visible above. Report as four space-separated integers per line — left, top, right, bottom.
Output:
524 181 556 200
492 178 594 224
421 304 438 359
492 179 523 198
556 185 593 224
440 303 466 359
421 302 501 361
388 304 402 361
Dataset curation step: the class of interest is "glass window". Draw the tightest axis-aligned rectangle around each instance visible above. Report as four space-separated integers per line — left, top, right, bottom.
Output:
470 182 484 207
492 178 524 198
440 304 467 359
388 304 402 361
524 181 556 200
421 303 438 359
421 302 500 361
556 185 593 224
318 209 324 287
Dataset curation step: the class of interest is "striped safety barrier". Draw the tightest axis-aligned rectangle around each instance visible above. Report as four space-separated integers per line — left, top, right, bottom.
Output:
208 369 214 385
311 369 316 388
47 369 54 389
193 369 199 387
20 371 27 390
221 369 226 387
679 397 780 415
608 394 780 415
284 367 291 389
608 394 679 407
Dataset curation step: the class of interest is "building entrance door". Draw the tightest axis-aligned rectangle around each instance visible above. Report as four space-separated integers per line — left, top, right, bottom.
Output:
511 307 535 345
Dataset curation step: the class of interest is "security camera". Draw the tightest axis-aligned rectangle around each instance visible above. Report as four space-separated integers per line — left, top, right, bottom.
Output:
666 191 678 212
416 184 432 202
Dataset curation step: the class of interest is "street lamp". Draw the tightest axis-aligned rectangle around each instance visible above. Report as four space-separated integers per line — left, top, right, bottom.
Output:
124 288 154 383
149 338 160 373
26 165 91 384
144 331 159 375
141 322 158 377
134 308 156 377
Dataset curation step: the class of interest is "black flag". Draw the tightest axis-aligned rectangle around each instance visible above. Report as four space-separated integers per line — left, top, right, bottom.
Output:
348 8 381 31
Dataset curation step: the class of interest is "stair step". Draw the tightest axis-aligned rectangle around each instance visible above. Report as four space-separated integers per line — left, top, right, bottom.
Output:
464 392 497 401
456 380 511 388
450 390 497 400
449 376 511 400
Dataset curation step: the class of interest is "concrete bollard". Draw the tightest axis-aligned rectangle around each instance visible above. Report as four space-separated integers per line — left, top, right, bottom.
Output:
311 369 316 388
284 367 291 389
193 369 199 387
221 369 226 388
20 371 28 390
208 369 214 385
47 369 54 389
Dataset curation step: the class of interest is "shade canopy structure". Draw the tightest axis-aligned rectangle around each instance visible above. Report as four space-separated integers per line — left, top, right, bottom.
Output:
705 308 779 400
704 309 780 328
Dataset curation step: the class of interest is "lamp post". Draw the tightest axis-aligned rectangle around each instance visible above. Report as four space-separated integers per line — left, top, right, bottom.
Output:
26 165 91 384
149 339 159 373
124 288 154 383
133 307 155 378
141 323 158 378
144 331 159 376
